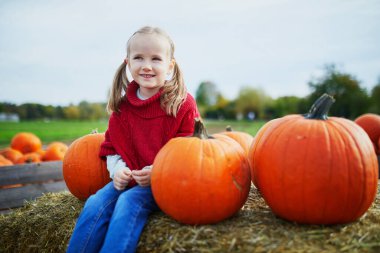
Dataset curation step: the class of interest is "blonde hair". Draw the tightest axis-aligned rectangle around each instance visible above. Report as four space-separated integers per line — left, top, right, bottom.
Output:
106 26 187 117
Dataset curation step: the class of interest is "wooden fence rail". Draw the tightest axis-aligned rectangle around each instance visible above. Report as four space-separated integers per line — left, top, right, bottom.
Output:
0 161 67 211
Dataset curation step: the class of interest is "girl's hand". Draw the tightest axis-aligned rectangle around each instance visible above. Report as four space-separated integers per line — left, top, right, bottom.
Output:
132 165 153 187
113 168 132 190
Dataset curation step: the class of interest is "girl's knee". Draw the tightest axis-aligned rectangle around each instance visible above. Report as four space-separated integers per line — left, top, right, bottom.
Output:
84 194 102 210
117 190 137 207
83 184 120 213
116 186 158 211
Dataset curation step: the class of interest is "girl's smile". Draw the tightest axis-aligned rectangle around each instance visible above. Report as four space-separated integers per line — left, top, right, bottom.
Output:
140 74 156 79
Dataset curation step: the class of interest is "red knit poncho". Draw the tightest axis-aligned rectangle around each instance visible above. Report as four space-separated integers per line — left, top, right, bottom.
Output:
99 81 199 186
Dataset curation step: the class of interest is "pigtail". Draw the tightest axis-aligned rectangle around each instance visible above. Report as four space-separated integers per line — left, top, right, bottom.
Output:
161 61 187 117
106 61 130 114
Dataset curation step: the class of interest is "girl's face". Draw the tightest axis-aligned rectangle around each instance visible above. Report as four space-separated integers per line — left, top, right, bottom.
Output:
127 33 175 98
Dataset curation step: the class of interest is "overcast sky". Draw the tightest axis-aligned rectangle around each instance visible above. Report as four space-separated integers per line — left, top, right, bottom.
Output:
0 0 379 106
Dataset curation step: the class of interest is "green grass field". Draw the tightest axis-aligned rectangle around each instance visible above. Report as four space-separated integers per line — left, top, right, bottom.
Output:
0 119 266 148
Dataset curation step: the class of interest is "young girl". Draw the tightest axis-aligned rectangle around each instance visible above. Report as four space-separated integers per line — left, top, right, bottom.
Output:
67 26 199 253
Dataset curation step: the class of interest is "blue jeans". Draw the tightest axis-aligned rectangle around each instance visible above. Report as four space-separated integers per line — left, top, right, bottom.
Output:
66 182 159 253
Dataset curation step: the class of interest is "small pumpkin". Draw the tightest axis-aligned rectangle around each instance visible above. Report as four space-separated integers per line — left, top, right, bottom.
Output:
219 126 254 156
249 94 378 225
0 148 23 163
151 118 251 225
63 133 111 200
0 155 13 166
42 142 68 161
15 152 41 164
354 113 380 154
11 132 42 154
35 149 46 157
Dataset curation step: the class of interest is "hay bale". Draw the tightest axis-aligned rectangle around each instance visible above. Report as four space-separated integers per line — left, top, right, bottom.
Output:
0 191 82 253
1 183 379 253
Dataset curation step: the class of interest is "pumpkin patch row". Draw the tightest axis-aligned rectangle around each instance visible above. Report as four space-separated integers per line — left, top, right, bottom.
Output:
62 94 379 227
0 132 68 166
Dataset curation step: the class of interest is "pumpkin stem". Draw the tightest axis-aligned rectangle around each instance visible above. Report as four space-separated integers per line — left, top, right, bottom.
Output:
305 93 335 120
192 118 214 139
226 125 233 132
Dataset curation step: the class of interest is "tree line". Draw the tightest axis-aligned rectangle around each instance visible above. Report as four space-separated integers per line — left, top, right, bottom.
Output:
0 101 108 121
1 65 379 121
196 65 380 120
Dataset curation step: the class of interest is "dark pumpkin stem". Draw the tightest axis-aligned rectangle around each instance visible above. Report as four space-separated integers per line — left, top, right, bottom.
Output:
192 118 214 139
226 125 233 132
305 93 335 120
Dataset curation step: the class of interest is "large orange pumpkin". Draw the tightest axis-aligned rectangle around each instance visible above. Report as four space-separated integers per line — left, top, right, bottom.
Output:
43 142 68 161
0 155 13 166
0 148 23 163
151 119 251 225
11 132 42 154
249 94 378 225
247 121 275 188
354 113 380 154
63 133 111 200
219 126 254 156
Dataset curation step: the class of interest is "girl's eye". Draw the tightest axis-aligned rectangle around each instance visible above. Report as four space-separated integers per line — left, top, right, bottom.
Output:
152 57 162 61
133 56 143 60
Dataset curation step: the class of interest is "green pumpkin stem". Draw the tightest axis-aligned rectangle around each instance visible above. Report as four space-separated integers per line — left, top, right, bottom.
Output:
305 93 335 120
192 118 214 139
226 125 233 132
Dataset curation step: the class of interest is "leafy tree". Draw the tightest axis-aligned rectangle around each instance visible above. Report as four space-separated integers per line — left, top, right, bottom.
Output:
72 102 107 120
296 97 311 115
271 96 304 118
18 103 46 120
308 65 369 119
0 101 108 120
55 106 65 119
204 94 236 119
0 102 18 113
43 105 56 119
195 81 219 107
235 86 272 119
369 80 380 114
63 105 80 119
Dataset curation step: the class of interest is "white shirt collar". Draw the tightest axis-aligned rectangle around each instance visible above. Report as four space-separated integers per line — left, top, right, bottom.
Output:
136 88 148 100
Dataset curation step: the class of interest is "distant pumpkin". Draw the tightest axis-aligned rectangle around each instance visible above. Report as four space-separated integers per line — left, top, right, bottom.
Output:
43 142 68 161
63 133 111 200
11 132 42 154
15 152 41 164
0 148 23 163
355 113 380 154
35 149 46 158
0 154 13 166
219 126 254 156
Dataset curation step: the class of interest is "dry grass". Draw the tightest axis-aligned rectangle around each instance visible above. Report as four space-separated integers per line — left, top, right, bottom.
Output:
1 183 379 253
